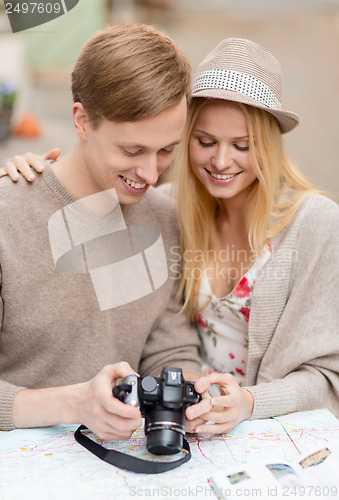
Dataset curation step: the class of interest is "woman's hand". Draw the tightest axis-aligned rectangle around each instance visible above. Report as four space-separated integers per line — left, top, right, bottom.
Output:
185 378 213 433
0 148 61 182
185 372 254 434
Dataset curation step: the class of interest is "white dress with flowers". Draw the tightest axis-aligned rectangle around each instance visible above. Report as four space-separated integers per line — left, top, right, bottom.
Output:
197 241 271 386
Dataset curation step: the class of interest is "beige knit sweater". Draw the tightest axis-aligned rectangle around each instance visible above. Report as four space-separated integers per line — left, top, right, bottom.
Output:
0 166 201 430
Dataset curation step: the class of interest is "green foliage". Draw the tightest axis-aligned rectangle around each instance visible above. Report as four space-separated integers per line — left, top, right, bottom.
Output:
0 80 17 111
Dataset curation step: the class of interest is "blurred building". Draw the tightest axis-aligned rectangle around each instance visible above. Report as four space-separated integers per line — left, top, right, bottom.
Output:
0 0 338 200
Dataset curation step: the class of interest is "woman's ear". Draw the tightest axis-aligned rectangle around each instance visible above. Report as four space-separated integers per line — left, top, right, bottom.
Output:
72 102 89 140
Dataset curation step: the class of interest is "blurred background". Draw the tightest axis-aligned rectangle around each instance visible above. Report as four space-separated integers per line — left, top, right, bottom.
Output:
0 0 338 201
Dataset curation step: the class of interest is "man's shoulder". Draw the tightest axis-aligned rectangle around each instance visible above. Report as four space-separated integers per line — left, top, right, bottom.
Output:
0 173 51 216
0 173 44 191
0 176 32 205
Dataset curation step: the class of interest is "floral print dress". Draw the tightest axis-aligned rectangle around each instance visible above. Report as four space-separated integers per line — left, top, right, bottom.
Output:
197 241 271 386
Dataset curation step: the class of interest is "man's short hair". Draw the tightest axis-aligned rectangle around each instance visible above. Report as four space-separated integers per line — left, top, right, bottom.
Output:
72 23 192 126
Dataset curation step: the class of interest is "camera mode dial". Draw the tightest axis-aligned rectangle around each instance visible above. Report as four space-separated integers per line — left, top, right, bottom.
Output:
141 376 157 393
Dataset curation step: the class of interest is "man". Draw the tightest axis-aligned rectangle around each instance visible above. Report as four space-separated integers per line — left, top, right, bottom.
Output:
0 24 201 439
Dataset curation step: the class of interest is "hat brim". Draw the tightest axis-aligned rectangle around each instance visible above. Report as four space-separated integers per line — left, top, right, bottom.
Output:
192 88 300 134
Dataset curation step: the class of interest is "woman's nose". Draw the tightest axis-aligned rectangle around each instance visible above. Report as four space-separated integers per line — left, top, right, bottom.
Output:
213 145 233 171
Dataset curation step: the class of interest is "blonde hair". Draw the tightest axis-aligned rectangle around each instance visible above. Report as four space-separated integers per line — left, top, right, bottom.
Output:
172 98 319 320
72 24 192 126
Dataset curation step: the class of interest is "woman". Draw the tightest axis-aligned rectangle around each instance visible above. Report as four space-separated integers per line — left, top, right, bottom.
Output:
177 38 339 433
2 38 338 434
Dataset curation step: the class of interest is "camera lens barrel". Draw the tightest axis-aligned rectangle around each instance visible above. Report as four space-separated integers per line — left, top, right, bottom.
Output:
144 407 185 455
146 428 184 455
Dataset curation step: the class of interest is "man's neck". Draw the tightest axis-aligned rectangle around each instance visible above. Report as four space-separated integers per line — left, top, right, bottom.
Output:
51 143 120 217
52 143 97 200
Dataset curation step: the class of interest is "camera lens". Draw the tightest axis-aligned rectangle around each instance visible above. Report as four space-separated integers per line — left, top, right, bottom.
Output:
144 407 185 455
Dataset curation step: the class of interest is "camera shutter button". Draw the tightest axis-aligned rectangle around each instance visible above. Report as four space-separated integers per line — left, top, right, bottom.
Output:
141 376 157 392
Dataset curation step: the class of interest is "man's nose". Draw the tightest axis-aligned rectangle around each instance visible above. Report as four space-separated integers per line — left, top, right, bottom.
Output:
135 155 159 185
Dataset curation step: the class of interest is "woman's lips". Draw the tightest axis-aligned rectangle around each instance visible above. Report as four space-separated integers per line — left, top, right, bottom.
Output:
205 169 242 184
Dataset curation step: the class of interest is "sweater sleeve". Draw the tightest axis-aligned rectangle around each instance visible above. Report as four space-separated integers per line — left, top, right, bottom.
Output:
0 266 25 430
247 194 339 420
0 381 25 431
137 185 202 378
138 288 202 378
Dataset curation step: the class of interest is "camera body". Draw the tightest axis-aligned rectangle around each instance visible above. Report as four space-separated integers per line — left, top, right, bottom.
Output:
113 366 201 455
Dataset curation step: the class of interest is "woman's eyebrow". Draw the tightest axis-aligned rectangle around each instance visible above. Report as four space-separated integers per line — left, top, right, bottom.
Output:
192 129 249 141
192 129 216 138
231 135 249 140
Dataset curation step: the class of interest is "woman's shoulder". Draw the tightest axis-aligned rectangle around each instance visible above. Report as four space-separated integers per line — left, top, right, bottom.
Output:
296 193 338 227
272 192 338 254
301 192 338 212
291 193 339 250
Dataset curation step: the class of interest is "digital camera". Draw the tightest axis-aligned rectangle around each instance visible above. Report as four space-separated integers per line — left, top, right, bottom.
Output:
113 366 201 455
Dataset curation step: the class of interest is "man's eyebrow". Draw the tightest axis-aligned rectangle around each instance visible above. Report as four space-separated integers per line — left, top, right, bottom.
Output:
120 138 182 149
167 139 182 146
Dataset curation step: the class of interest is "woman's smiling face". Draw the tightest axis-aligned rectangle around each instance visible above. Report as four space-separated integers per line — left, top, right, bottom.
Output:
188 100 258 205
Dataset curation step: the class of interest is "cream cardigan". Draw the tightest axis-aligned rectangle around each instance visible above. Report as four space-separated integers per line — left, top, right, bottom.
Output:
246 193 339 419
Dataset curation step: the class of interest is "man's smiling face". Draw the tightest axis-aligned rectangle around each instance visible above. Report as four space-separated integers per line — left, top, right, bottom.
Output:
79 97 187 205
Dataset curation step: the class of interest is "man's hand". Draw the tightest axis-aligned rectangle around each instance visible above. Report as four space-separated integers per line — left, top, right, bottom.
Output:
13 362 142 441
0 148 61 181
185 372 254 435
72 363 143 441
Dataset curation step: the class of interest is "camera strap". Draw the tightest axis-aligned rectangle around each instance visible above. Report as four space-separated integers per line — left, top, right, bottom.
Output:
74 425 192 474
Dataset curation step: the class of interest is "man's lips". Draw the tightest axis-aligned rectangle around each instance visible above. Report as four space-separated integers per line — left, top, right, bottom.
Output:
119 175 149 193
121 175 147 189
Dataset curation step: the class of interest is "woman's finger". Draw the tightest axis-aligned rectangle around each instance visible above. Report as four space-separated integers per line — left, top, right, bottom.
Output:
185 394 212 420
24 152 46 172
0 163 20 181
12 156 36 181
194 420 237 435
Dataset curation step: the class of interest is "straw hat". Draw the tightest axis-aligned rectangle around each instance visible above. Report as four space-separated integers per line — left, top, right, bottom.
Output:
192 38 299 134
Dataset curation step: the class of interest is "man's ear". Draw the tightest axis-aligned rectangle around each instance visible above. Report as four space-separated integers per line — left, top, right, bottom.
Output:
72 102 90 140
